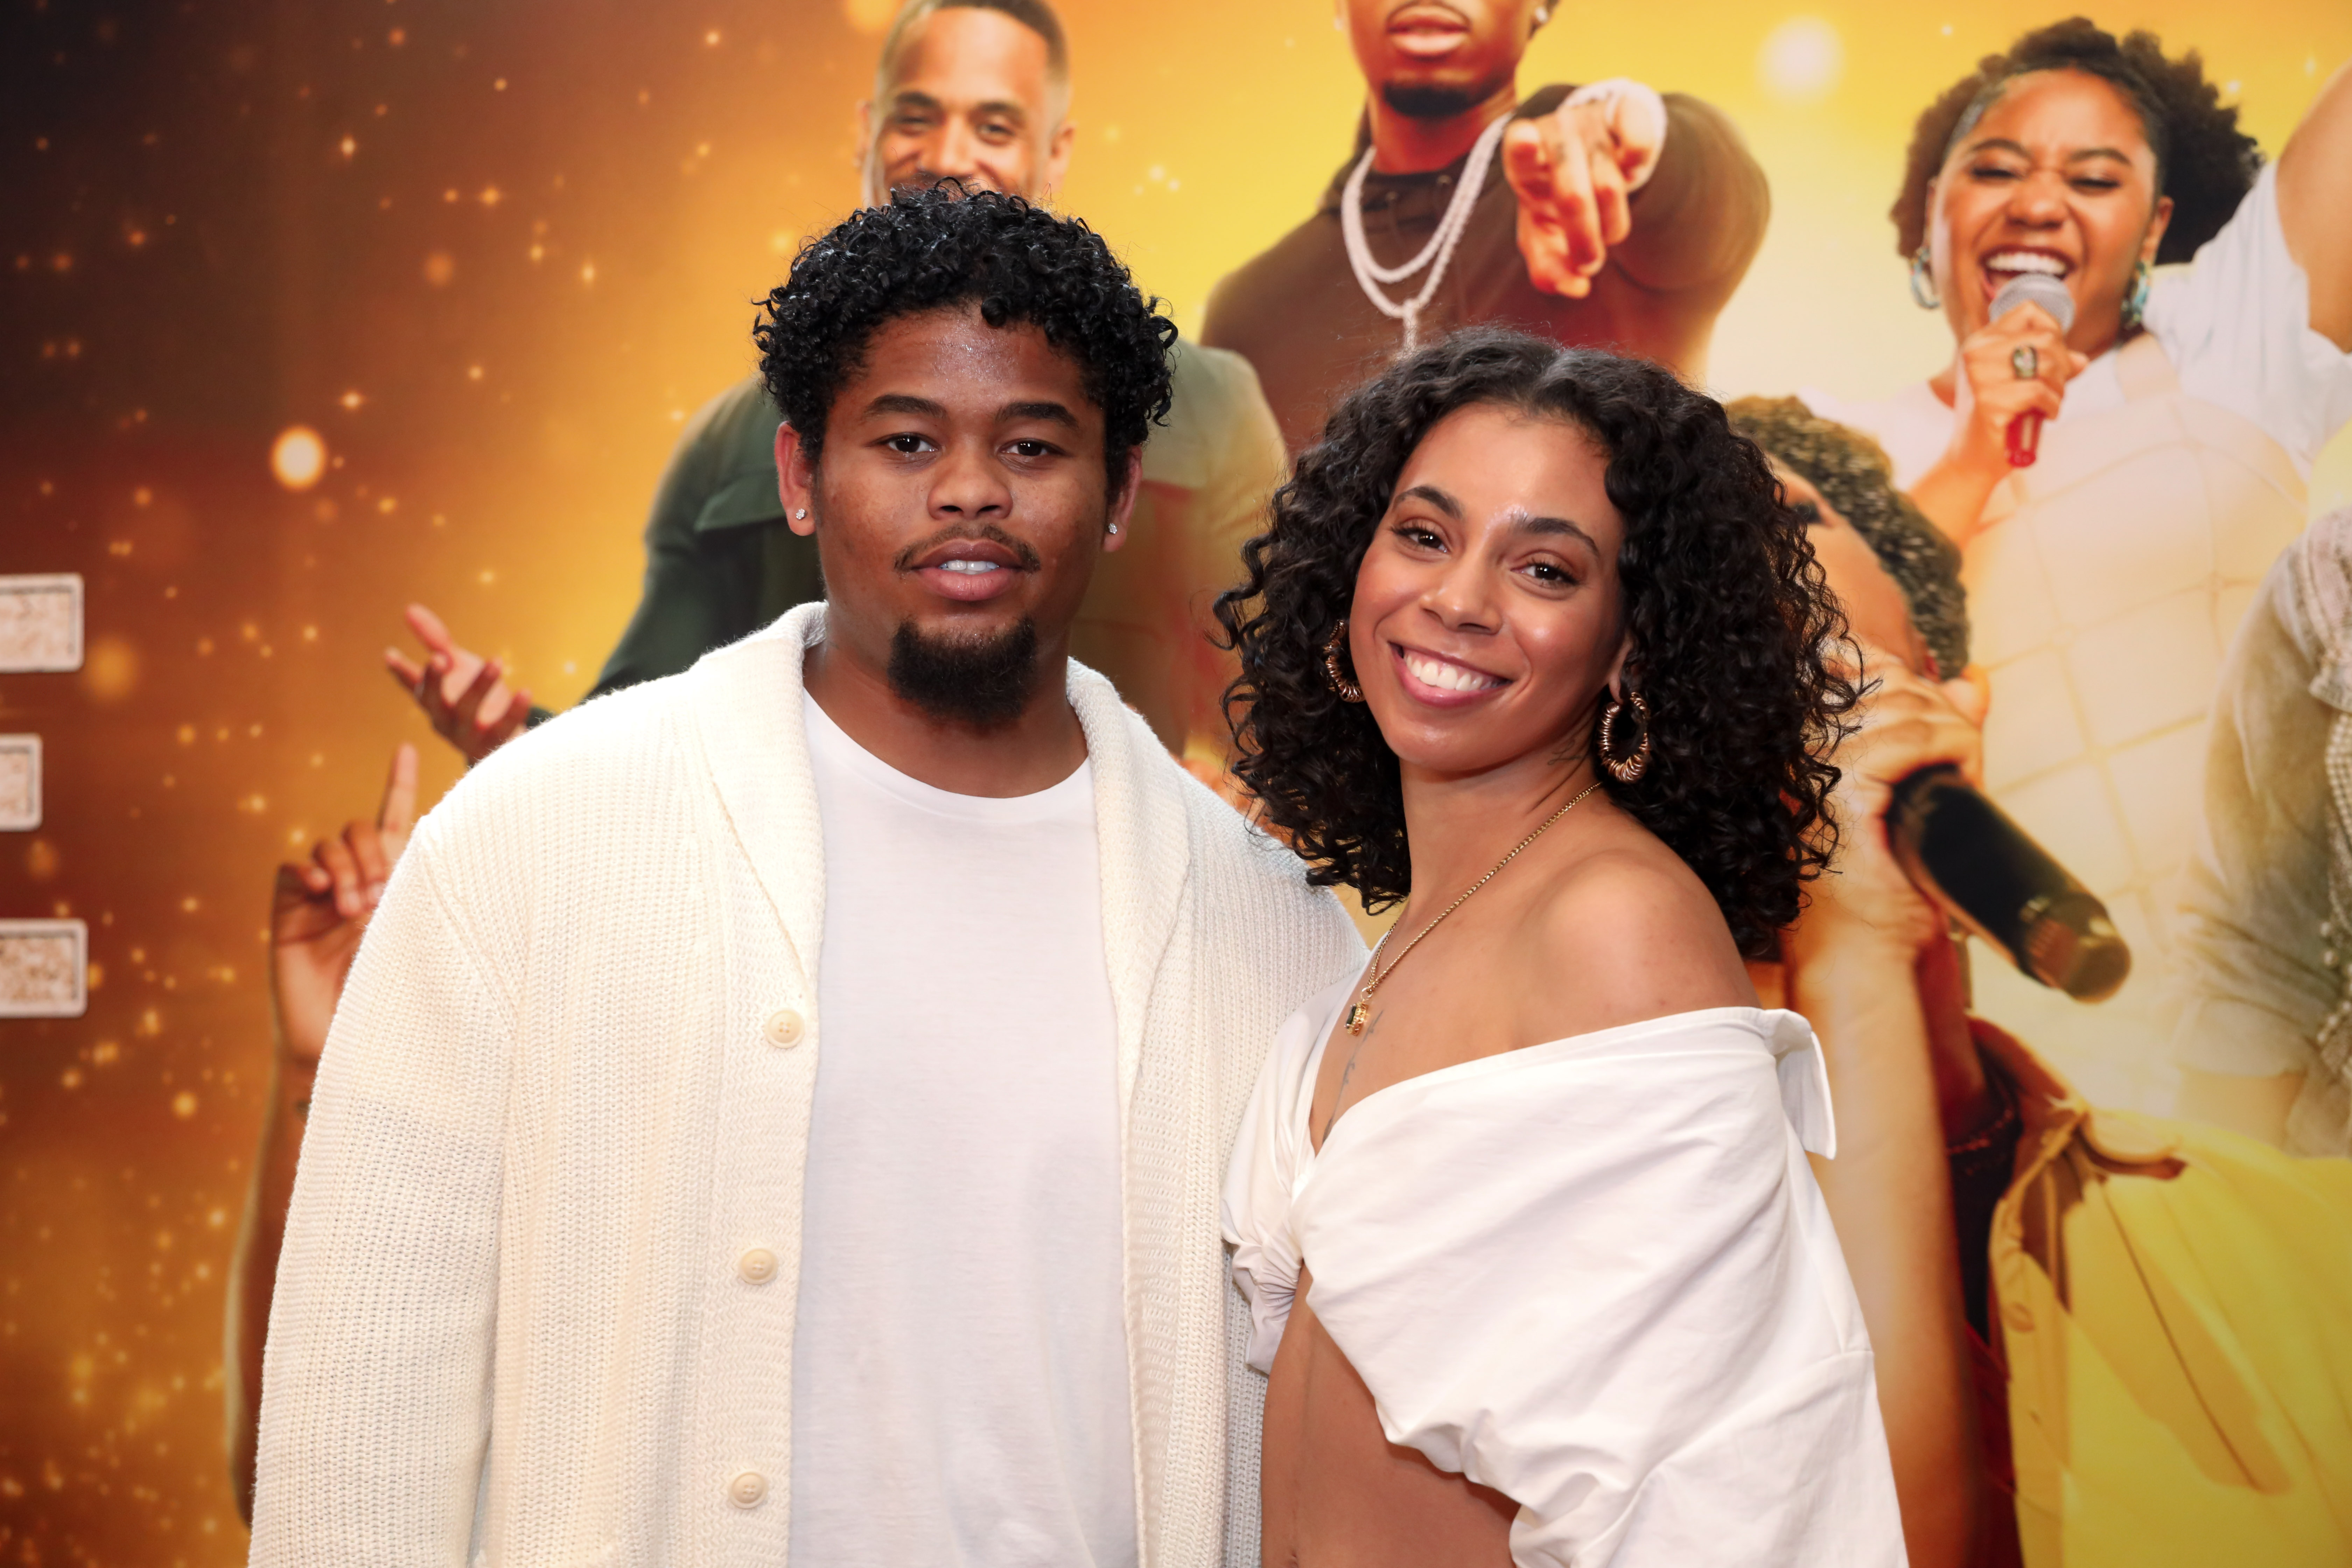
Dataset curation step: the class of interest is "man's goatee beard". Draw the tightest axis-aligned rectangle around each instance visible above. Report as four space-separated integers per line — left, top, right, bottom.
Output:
1381 78 1508 122
887 618 1041 728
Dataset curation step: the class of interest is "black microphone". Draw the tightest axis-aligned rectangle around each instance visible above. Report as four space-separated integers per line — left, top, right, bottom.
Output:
1885 764 2131 1002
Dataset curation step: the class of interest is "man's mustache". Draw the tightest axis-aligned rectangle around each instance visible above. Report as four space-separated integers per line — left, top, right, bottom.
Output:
892 524 1042 573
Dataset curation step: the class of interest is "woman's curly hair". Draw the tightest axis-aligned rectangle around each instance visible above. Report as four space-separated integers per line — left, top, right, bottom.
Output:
1214 330 1856 957
754 183 1176 491
1892 18 2261 265
1726 396 1970 676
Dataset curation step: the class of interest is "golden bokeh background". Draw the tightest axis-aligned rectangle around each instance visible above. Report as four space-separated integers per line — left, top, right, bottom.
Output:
4 1 2348 1559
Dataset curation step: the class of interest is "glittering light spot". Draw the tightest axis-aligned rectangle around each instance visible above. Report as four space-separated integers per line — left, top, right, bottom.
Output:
339 134 357 158
1759 17 1843 102
388 26 405 46
444 187 461 202
92 1041 119 1064
478 568 497 585
527 243 545 262
580 260 596 285
51 251 74 273
180 896 199 912
194 636 214 656
467 364 485 380
377 495 397 514
25 838 60 879
339 388 365 410
80 635 140 703
479 185 502 206
844 0 897 31
494 76 509 91
422 250 456 286
704 28 721 45
136 1007 161 1036
61 1067 84 1090
108 539 133 557
171 1092 198 1119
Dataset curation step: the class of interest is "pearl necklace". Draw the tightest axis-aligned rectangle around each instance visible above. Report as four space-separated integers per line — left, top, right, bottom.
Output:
1339 111 1512 354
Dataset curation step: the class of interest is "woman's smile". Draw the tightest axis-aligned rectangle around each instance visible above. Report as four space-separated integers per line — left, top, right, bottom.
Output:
1393 643 1509 703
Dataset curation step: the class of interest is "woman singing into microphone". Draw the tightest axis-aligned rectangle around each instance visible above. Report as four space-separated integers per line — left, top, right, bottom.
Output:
1217 330 1902 1567
1803 24 2352 1096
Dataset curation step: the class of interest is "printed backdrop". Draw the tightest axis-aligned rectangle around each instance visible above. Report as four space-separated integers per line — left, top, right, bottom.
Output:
4 0 2350 1560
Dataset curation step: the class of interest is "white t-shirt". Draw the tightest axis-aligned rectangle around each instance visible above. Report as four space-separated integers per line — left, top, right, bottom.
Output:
791 693 1136 1568
1804 163 2352 487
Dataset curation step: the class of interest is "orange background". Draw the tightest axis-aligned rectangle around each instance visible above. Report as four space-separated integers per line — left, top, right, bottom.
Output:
5 1 2349 1560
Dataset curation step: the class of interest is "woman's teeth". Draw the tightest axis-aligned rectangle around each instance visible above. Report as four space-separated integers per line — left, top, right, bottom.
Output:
1984 250 2068 276
1402 650 1502 693
938 559 1001 574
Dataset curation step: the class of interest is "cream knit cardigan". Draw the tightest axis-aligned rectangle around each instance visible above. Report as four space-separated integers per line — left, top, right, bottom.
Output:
248 604 1366 1568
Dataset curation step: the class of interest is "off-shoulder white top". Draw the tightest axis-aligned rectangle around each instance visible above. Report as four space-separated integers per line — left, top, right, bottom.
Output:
1223 980 1909 1568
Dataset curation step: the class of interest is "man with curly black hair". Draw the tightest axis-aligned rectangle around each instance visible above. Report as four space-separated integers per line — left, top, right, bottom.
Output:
381 0 1286 777
248 187 1365 1568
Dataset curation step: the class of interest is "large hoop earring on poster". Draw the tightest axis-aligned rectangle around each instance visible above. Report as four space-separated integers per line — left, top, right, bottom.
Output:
1598 688 1651 783
2122 257 2152 331
1909 246 1941 310
1323 620 1366 704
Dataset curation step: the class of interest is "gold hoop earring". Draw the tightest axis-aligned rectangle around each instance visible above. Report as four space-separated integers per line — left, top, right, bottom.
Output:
1323 620 1365 704
1598 689 1650 783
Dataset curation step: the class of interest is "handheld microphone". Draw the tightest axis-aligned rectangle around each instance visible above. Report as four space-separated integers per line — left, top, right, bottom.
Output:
1886 764 2130 1002
1989 272 2074 469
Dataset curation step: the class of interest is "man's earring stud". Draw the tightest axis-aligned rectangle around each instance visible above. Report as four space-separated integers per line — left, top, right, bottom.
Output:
1107 522 1119 535
793 507 807 521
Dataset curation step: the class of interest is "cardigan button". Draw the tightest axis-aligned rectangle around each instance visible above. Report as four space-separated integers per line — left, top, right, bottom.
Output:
763 1008 806 1048
727 1469 769 1508
738 1247 778 1284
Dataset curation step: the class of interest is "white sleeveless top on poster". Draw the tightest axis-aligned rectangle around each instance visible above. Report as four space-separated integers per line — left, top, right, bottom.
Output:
1800 163 2349 1108
1222 981 1907 1568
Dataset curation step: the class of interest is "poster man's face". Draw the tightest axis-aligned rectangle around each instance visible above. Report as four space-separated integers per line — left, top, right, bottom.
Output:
1342 0 1545 119
862 8 1075 204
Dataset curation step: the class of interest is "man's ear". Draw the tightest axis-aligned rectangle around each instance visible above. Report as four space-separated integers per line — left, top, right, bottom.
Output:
1101 446 1142 554
776 421 818 537
1042 117 1077 202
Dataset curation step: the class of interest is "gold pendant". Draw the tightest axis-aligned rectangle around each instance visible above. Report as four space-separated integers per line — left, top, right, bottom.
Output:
1345 1002 1370 1035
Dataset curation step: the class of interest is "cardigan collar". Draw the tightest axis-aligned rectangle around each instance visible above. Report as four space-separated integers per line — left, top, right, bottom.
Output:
682 602 1193 1110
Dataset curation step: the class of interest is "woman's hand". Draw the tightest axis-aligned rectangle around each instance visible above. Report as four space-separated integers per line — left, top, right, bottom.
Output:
1788 651 1989 977
1911 304 2088 544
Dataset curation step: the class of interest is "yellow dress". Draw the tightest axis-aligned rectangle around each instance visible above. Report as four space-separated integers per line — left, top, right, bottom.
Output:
1978 1021 2352 1566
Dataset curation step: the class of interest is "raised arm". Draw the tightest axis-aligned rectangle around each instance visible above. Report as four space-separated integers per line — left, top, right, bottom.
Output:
2280 57 2352 350
227 745 418 1521
1783 652 1996 1568
247 817 511 1564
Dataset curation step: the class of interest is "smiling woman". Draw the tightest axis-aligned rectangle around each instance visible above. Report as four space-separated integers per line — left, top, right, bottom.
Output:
1801 24 2352 1107
1214 328 1897 1567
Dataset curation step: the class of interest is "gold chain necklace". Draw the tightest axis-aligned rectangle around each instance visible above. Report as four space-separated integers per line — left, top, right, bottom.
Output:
1343 779 1605 1036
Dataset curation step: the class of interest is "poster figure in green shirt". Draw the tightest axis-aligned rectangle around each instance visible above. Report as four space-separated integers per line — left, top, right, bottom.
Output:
385 0 1284 774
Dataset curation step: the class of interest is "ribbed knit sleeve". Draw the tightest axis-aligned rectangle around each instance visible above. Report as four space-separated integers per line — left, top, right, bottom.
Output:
248 817 514 1567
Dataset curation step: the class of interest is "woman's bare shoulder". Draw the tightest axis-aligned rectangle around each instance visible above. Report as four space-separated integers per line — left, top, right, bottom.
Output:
1511 832 1756 1042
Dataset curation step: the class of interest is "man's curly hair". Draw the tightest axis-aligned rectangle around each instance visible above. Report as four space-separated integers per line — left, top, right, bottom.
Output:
1214 330 1856 957
754 184 1176 493
1892 18 2261 265
1726 397 1970 676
